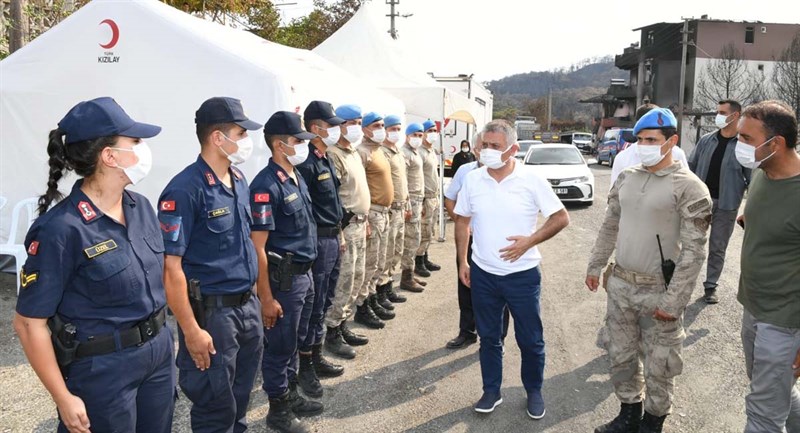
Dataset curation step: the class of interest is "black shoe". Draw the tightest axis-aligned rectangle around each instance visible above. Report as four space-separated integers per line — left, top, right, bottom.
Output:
526 390 545 420
288 379 324 418
312 344 344 378
446 333 477 349
376 283 395 310
385 281 407 303
594 402 642 433
296 353 323 398
703 288 719 304
414 255 431 277
369 294 395 320
355 302 385 329
340 321 369 346
474 392 503 413
324 326 356 359
424 252 441 271
638 412 667 433
267 391 309 433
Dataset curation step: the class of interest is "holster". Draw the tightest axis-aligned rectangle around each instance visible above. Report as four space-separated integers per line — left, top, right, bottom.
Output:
47 315 78 378
341 208 355 230
188 279 206 329
268 251 294 292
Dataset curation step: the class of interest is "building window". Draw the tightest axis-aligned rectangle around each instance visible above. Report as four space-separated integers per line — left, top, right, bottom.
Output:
758 64 764 71
646 30 655 46
745 27 754 44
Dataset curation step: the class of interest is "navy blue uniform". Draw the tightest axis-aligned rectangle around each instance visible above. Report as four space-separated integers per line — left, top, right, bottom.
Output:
159 156 263 433
296 144 344 350
17 180 175 433
250 159 317 398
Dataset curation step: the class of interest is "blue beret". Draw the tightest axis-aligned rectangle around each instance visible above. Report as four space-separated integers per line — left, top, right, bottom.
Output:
422 119 437 131
384 115 402 127
362 111 383 127
335 104 362 121
406 123 424 135
633 108 677 136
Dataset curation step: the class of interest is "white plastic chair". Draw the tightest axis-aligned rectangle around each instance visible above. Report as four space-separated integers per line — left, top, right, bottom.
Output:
0 197 40 294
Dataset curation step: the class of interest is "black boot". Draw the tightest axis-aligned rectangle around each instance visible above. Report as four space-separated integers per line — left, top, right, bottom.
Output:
296 353 323 398
288 379 324 418
385 281 407 303
594 402 642 433
414 255 431 277
267 391 308 433
638 412 667 433
312 343 344 378
354 302 385 329
376 283 395 310
324 325 355 359
340 320 369 346
424 252 441 271
369 294 395 320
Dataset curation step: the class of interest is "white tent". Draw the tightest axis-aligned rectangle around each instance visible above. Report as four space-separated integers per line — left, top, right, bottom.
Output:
0 0 405 243
313 1 478 125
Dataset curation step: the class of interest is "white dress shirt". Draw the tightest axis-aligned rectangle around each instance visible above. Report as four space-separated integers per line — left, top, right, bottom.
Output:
610 144 689 188
445 161 479 200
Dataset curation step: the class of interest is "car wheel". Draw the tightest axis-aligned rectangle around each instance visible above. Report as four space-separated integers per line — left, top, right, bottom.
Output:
609 154 615 168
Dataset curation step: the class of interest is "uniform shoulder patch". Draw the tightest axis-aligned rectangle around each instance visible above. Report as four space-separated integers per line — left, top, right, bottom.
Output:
159 214 182 242
160 200 176 212
277 170 288 183
687 198 710 214
27 241 40 256
694 216 711 231
84 239 118 259
252 204 272 225
20 268 38 289
77 201 97 222
205 171 217 185
254 193 270 203
314 149 324 159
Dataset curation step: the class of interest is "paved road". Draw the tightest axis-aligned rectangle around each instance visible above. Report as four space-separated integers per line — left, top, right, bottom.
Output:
0 161 759 432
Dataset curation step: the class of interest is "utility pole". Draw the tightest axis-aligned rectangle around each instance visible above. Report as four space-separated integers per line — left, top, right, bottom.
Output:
677 18 691 146
387 0 400 39
9 0 29 54
547 87 552 130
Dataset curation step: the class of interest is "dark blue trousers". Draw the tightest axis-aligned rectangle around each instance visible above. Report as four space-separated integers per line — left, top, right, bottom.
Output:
301 236 341 351
60 326 175 433
458 236 510 338
471 264 544 394
177 295 263 433
263 271 315 398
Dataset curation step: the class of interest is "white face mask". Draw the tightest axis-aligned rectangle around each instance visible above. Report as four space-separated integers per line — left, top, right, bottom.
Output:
386 130 402 144
220 134 253 165
461 147 470 152
343 124 363 144
283 141 309 166
735 136 775 169
113 141 153 185
426 132 438 144
480 147 511 170
320 126 341 147
715 113 735 129
408 136 423 148
368 128 386 143
636 141 669 167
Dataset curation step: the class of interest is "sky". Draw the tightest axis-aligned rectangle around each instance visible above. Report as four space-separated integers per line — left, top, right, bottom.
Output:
279 0 795 82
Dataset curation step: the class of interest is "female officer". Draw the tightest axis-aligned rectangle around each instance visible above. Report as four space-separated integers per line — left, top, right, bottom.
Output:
12 97 175 433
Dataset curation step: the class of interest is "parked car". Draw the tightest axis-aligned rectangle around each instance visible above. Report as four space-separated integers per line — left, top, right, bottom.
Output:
597 128 634 167
559 131 594 153
515 139 544 160
524 143 594 205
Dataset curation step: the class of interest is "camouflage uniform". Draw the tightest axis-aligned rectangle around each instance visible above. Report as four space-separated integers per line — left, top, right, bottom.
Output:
401 143 425 270
380 143 409 285
416 145 440 255
587 162 711 417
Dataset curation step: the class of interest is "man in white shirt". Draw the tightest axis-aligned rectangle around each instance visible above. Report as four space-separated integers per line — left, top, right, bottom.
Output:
454 120 570 420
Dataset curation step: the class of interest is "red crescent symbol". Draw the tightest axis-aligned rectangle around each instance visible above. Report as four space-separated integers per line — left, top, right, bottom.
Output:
450 146 456 153
99 19 119 49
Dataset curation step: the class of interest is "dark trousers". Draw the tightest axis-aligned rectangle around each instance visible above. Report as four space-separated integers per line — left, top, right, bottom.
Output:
472 264 544 394
177 295 264 433
59 327 175 433
458 236 510 338
301 235 341 351
263 271 315 398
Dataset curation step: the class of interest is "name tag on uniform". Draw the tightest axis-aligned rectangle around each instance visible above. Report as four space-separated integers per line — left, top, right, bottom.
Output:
285 193 299 203
318 172 331 181
208 207 230 218
84 239 118 259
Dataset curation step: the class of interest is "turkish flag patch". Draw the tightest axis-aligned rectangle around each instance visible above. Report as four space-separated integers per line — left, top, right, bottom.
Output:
28 241 40 256
254 193 270 203
160 200 176 211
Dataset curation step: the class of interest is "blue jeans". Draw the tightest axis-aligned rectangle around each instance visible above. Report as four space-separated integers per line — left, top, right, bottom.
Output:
301 235 341 351
471 264 544 394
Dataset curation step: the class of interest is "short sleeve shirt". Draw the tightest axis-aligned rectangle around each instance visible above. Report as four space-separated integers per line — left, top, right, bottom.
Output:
158 156 258 295
445 161 479 201
296 143 343 228
16 180 166 341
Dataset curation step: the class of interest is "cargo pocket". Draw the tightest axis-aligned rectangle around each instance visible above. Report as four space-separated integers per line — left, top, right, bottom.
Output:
80 251 135 307
649 326 685 379
178 364 231 408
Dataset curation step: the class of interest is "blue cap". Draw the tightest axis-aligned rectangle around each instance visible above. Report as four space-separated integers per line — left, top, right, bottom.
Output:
195 97 262 130
264 111 316 140
58 97 161 145
633 108 677 136
384 115 402 127
304 100 344 126
362 112 383 127
335 104 362 121
422 119 437 131
406 123 424 135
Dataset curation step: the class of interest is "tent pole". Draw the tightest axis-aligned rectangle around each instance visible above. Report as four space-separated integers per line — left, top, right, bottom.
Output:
438 89 446 243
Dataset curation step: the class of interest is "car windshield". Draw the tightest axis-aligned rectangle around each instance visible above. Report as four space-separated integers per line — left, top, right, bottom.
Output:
574 133 591 141
526 147 584 165
518 142 533 153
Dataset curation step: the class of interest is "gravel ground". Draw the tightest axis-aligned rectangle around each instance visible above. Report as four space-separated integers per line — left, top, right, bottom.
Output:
0 161 780 432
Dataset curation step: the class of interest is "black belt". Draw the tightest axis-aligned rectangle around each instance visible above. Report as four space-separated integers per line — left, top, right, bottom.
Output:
267 254 314 275
76 308 166 359
202 290 253 308
317 225 340 237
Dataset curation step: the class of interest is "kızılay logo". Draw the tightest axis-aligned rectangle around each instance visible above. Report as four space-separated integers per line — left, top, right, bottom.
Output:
98 19 120 64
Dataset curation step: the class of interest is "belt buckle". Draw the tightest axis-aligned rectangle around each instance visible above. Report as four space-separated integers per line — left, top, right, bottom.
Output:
137 321 154 346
